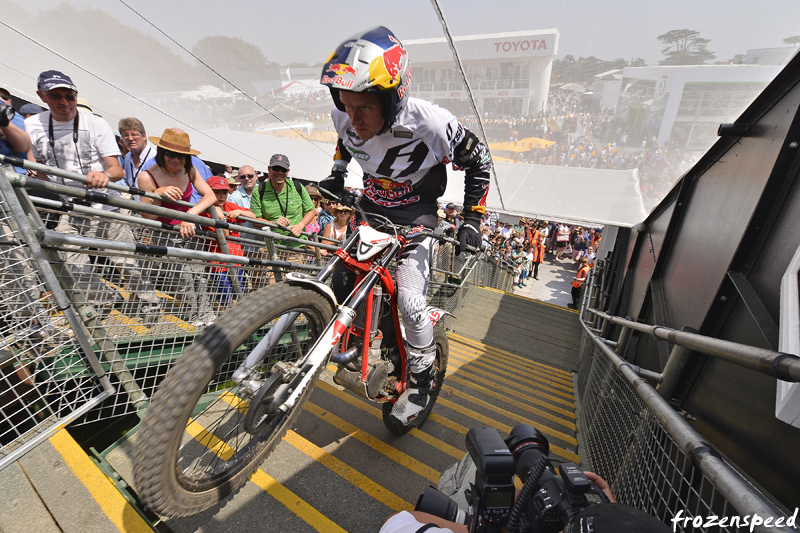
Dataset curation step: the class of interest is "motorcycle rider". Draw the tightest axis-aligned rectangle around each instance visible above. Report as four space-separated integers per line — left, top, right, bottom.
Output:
319 27 490 428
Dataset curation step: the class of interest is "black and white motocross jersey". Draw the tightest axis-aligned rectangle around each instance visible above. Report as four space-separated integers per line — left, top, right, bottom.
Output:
331 97 491 228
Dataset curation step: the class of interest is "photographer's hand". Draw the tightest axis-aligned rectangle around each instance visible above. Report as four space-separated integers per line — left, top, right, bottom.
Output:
583 471 615 503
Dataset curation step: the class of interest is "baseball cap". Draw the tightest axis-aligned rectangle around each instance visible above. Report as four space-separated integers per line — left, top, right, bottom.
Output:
269 154 290 169
446 202 456 209
207 176 230 191
19 103 46 115
37 70 78 92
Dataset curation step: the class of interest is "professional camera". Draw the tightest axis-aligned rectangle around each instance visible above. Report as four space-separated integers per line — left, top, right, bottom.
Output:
415 424 611 533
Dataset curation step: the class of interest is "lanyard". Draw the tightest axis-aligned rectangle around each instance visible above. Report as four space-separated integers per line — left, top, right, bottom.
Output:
129 145 154 185
272 184 290 218
48 113 84 173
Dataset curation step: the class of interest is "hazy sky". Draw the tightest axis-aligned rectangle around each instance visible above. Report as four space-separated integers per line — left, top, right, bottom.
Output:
13 0 800 66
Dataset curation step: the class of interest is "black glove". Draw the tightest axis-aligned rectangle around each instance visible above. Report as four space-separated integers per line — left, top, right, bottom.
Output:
0 101 14 128
318 170 345 203
456 215 482 256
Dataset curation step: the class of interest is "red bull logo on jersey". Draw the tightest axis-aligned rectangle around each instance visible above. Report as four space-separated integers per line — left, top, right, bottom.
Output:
365 176 411 193
368 36 407 90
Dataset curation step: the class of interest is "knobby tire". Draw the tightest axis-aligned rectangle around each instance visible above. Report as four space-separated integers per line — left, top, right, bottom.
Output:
133 283 333 517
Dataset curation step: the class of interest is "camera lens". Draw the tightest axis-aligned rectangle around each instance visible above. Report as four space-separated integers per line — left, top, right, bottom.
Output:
504 424 550 483
415 486 468 525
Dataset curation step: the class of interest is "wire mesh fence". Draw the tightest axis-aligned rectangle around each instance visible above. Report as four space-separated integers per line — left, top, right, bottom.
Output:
0 184 112 468
576 263 795 532
0 167 513 467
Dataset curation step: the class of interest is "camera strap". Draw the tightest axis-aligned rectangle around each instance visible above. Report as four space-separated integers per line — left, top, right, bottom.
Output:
415 525 443 533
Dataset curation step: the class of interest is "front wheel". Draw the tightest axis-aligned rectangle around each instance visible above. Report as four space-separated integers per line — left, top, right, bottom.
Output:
382 328 449 435
133 283 333 517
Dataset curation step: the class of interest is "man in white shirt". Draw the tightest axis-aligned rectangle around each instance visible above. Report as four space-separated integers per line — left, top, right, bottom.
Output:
26 70 159 314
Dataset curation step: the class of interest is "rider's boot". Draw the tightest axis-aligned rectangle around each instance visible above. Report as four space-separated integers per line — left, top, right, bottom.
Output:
390 342 436 426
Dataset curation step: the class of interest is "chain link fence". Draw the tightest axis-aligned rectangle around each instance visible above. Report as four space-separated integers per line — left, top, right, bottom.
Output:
0 166 513 469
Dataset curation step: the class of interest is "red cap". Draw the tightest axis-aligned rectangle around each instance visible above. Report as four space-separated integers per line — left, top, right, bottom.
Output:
207 176 230 190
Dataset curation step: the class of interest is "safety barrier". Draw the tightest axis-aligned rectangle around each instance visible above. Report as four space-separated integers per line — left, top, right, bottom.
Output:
0 162 511 470
575 261 799 532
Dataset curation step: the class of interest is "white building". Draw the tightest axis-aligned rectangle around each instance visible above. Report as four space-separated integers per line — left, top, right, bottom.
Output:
403 29 559 117
617 64 783 150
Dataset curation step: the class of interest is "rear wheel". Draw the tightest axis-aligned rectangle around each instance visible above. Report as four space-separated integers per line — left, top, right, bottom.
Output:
133 283 333 517
382 328 449 435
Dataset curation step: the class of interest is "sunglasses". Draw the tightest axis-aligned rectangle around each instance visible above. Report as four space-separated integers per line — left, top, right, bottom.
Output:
270 166 289 172
0 94 11 101
164 150 188 160
43 91 77 102
239 173 256 179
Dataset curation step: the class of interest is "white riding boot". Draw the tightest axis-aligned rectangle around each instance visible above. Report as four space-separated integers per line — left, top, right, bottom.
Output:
390 342 436 426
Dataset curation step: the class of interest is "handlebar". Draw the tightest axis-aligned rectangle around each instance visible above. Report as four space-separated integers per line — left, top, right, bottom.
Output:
316 184 481 253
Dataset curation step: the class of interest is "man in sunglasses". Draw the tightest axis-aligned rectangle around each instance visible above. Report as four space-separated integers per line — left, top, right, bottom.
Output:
25 70 160 315
250 154 316 264
228 164 258 210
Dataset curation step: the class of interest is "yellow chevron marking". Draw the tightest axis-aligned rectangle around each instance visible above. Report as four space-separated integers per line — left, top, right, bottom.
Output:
284 430 413 512
316 380 464 459
49 429 152 532
436 395 577 447
305 402 441 483
250 470 348 532
448 349 575 403
449 333 574 380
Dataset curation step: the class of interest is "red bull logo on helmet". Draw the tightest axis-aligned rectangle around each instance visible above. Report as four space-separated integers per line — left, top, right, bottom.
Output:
368 35 407 90
326 63 358 76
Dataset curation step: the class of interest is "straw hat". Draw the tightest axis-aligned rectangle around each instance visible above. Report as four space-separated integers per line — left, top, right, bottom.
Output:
334 203 355 212
148 129 201 155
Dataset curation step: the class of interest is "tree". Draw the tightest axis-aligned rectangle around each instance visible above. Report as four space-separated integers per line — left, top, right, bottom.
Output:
657 29 716 65
192 36 278 73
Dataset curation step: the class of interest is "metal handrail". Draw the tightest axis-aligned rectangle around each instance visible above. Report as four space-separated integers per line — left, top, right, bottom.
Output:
576 262 797 532
585 308 800 383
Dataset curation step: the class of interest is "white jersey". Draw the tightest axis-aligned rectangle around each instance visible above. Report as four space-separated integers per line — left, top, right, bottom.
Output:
331 97 490 227
26 109 121 211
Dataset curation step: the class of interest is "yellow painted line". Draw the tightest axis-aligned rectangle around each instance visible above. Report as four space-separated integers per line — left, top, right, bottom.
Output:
284 430 413 512
316 380 465 459
448 348 575 399
431 403 580 463
305 401 441 483
448 341 575 389
49 429 153 532
445 374 576 426
436 393 577 445
107 310 151 335
448 349 574 400
250 469 347 532
449 333 575 380
185 401 346 532
162 313 194 331
447 355 575 411
184 419 236 460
